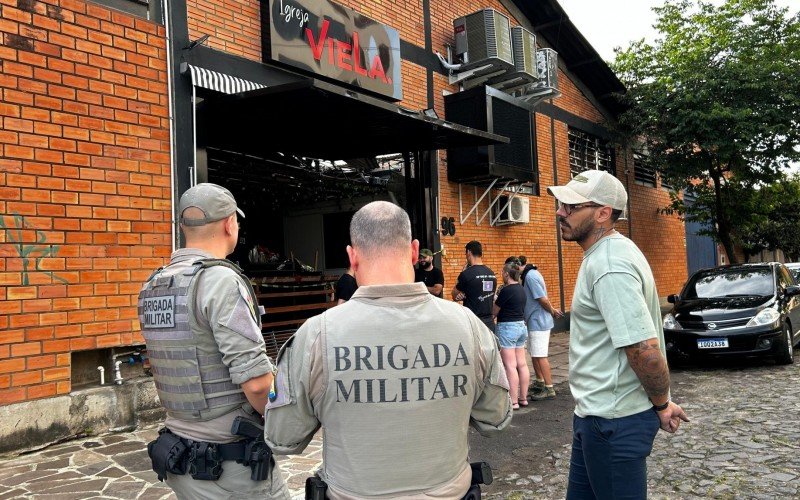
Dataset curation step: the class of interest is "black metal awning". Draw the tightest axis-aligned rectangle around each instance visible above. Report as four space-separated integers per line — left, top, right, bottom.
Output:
198 78 508 159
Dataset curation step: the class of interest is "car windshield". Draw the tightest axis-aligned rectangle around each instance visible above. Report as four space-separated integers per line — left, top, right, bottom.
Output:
788 267 800 283
683 268 774 299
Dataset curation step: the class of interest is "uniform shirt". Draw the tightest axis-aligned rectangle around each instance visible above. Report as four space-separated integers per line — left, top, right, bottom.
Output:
523 269 555 331
569 234 665 419
335 273 358 302
162 248 274 443
495 284 525 323
455 265 497 321
414 265 445 297
264 282 512 499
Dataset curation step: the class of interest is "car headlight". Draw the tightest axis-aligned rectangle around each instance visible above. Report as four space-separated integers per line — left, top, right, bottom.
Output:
746 308 780 327
663 313 682 330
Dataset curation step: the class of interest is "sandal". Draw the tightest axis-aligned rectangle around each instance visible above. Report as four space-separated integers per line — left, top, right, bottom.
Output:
518 398 529 407
512 403 520 410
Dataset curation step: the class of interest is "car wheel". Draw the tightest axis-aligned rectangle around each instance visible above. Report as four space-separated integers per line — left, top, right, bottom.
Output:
776 322 794 365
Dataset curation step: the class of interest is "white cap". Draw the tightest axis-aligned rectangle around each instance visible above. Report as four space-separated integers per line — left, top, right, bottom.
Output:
547 169 627 211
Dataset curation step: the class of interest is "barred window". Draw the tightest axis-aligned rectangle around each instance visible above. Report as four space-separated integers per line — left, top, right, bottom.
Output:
633 153 656 187
568 128 614 178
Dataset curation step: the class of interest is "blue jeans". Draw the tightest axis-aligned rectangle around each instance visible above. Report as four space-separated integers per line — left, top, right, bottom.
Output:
567 409 660 500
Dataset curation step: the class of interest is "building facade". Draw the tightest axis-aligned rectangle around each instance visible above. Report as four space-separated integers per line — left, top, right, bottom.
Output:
0 0 688 445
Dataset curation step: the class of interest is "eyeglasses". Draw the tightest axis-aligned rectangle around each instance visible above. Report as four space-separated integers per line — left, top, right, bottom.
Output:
558 201 601 216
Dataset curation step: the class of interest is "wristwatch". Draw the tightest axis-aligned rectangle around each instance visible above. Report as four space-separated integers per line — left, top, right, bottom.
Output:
652 397 671 412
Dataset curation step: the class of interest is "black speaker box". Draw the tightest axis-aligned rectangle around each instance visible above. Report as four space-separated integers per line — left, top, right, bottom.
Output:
444 85 536 185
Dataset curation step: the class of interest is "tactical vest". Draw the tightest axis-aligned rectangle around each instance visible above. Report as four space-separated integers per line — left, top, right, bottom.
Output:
138 258 257 421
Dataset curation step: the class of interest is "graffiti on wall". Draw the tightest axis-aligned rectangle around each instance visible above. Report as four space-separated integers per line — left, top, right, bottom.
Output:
0 214 69 286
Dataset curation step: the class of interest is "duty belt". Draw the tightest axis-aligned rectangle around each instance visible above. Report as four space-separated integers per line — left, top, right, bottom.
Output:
148 418 272 482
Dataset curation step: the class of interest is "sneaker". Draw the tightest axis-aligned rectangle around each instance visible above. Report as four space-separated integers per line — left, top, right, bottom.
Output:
531 386 556 401
528 380 545 398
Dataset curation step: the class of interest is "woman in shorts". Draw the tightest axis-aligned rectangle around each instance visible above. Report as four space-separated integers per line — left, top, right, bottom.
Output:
493 261 530 409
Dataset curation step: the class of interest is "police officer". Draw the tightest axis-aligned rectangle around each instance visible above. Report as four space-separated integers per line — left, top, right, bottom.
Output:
264 201 512 499
138 183 289 499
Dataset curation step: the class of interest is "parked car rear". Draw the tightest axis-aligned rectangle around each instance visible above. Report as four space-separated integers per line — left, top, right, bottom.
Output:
663 263 800 364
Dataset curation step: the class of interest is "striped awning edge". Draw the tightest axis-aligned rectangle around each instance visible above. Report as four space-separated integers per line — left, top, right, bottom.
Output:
187 64 266 94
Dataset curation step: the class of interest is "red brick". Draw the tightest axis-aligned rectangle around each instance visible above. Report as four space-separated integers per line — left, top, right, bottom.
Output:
12 370 42 386
0 387 27 405
28 382 58 399
27 355 56 370
0 358 26 374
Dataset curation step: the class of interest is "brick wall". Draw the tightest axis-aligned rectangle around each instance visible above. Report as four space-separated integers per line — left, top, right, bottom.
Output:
186 0 261 61
0 0 171 405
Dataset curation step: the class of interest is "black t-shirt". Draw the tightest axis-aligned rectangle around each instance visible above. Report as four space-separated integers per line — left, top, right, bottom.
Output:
335 273 358 302
456 264 497 320
415 266 445 297
495 283 526 323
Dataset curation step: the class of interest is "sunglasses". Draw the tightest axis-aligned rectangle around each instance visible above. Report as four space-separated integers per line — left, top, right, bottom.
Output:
558 201 602 216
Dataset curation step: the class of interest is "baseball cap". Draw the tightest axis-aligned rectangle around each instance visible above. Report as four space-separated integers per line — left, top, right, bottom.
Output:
419 248 434 257
547 169 627 211
179 183 245 226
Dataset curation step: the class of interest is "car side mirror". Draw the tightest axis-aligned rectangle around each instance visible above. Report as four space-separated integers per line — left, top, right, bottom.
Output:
786 285 800 297
667 294 679 304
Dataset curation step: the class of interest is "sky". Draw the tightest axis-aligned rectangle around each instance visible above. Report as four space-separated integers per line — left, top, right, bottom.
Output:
557 0 799 63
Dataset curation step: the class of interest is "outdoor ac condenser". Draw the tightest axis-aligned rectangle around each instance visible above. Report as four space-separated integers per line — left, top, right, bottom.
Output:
526 48 560 99
453 9 514 71
493 195 530 224
511 26 537 77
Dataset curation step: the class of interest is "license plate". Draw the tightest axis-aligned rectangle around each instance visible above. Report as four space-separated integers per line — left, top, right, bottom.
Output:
697 338 729 349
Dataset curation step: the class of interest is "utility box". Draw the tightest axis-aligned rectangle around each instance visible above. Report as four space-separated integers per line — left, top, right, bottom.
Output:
445 85 536 185
453 9 514 71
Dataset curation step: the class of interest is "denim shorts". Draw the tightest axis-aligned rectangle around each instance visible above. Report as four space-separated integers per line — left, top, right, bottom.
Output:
496 321 528 348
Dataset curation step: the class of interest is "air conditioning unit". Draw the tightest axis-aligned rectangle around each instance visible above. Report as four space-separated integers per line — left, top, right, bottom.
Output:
511 26 536 77
525 48 560 99
486 26 538 93
453 9 514 71
493 195 530 224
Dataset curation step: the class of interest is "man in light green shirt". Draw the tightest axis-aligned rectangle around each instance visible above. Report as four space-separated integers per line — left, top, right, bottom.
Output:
548 170 689 499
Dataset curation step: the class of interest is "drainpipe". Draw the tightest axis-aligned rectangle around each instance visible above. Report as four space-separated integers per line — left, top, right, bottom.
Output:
162 0 178 251
97 366 105 385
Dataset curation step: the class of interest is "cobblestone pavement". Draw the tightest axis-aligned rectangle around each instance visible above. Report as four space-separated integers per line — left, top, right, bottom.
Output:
485 353 800 500
2 335 798 499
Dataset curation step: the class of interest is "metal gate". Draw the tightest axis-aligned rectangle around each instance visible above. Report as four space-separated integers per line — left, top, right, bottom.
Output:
685 218 717 275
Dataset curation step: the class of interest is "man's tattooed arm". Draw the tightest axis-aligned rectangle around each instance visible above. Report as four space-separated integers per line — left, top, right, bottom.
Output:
624 338 670 401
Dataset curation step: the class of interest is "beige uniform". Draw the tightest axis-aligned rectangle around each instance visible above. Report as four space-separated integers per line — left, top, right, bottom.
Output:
146 248 289 499
264 283 512 499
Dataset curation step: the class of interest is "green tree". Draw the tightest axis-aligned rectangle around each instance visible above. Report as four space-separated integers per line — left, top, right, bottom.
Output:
741 175 800 261
613 0 800 263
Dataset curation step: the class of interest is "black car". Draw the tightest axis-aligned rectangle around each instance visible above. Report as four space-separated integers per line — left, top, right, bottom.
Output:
663 263 800 364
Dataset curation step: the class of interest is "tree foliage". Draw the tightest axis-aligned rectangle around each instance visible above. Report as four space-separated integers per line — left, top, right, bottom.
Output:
740 175 800 261
612 0 800 263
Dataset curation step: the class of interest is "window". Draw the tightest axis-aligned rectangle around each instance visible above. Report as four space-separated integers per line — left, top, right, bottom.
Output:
633 153 656 187
90 0 154 21
660 174 674 192
568 128 614 178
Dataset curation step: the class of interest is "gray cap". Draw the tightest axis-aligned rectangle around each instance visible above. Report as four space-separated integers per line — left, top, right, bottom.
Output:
547 169 628 211
179 183 244 226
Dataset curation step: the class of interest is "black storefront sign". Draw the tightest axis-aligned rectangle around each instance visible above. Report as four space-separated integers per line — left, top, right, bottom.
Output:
264 0 403 101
